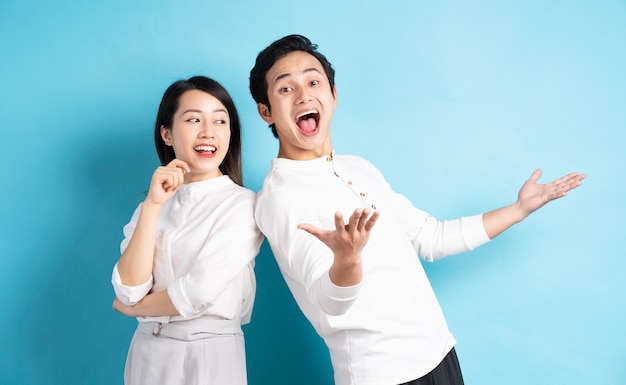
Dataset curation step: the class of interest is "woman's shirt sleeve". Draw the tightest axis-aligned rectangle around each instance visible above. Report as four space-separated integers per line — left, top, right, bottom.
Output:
166 192 263 319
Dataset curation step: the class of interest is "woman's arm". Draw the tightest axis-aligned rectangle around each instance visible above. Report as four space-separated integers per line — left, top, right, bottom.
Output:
116 202 162 286
113 290 179 317
116 160 189 286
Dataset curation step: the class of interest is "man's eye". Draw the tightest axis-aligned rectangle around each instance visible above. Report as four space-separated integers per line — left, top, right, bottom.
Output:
310 80 319 86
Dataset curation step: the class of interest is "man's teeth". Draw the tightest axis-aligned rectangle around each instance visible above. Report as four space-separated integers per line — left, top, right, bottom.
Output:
194 145 216 152
296 110 319 119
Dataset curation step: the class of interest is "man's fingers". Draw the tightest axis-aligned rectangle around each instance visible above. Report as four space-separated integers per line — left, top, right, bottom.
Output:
343 208 379 232
297 223 332 242
529 168 542 183
347 209 360 229
357 209 370 229
334 211 347 231
345 208 366 229
364 211 380 231
297 223 314 235
314 209 380 235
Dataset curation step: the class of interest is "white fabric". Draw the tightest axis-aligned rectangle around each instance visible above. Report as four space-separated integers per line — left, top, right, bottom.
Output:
112 175 262 385
112 175 263 324
125 319 247 385
255 153 491 385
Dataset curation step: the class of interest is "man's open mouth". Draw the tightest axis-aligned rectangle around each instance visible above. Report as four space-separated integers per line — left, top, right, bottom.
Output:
296 110 320 133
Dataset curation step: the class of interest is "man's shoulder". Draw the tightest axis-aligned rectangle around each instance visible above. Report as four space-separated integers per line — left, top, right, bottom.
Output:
334 153 373 165
256 173 302 201
333 153 384 176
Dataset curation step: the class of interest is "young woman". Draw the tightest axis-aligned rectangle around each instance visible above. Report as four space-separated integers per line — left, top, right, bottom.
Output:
112 76 263 385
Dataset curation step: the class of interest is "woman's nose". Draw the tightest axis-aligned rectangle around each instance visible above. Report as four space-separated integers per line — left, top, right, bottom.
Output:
199 123 215 138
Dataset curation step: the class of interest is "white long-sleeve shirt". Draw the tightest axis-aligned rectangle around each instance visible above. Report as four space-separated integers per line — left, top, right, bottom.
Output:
255 153 490 385
112 175 263 325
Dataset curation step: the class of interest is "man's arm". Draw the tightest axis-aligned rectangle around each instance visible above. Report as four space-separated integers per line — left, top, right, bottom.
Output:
482 169 585 239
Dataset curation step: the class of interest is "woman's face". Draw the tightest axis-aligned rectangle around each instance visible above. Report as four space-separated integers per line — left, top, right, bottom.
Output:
161 90 231 183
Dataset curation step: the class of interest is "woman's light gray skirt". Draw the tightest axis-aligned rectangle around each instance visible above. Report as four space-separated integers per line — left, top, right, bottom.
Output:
124 318 247 385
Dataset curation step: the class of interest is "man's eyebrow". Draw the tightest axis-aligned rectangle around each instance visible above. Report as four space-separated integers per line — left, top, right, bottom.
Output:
273 67 322 84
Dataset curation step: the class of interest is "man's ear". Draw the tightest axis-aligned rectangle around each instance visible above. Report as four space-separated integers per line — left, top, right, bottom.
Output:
257 103 274 125
160 125 172 146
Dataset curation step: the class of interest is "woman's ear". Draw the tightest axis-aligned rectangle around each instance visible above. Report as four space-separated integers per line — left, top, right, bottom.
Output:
160 125 172 146
257 103 274 125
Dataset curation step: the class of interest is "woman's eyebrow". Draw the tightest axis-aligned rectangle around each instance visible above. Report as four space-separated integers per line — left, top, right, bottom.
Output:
181 108 227 114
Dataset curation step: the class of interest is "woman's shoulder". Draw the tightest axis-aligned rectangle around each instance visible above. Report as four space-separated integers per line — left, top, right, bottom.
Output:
221 178 258 202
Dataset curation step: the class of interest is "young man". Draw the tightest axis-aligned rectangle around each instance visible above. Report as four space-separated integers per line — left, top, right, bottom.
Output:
249 34 584 385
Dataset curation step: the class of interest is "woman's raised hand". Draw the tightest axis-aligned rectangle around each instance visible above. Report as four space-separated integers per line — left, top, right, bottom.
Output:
145 159 191 205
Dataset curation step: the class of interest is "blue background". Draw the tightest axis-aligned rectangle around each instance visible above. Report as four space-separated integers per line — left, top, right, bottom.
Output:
1 1 624 384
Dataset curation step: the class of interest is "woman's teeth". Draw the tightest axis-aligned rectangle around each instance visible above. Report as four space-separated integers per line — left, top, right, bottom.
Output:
194 145 216 153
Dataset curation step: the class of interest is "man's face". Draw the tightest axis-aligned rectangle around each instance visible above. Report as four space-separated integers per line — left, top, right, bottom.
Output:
258 50 337 160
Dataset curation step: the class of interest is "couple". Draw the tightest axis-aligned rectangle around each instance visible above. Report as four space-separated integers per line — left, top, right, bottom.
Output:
111 34 585 385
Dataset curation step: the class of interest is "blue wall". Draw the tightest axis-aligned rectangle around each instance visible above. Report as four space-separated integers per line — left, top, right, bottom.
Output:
1 1 624 384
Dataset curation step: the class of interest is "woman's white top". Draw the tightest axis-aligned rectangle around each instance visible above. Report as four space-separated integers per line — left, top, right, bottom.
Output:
112 175 263 325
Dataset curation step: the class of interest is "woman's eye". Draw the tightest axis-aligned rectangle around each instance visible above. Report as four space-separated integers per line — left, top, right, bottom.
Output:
187 118 200 123
280 87 292 93
216 119 227 125
310 80 319 86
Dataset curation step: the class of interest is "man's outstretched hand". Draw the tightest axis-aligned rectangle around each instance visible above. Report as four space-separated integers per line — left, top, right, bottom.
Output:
516 169 586 217
298 208 380 286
